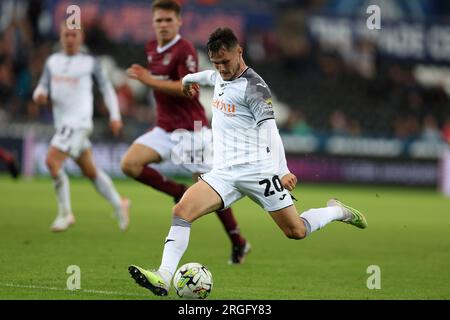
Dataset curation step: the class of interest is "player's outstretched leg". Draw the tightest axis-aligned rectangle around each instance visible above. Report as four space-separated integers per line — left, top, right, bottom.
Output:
298 200 366 236
128 216 191 296
327 198 368 229
271 200 367 239
128 180 222 296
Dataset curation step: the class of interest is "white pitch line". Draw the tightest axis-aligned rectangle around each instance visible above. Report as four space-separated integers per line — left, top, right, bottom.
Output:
0 282 150 297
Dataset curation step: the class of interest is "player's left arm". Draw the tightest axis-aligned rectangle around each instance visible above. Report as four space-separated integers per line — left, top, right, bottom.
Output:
247 82 297 191
93 58 122 137
126 64 186 97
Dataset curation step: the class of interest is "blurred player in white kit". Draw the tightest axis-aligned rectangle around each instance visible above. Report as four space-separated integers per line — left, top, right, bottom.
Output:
33 23 130 232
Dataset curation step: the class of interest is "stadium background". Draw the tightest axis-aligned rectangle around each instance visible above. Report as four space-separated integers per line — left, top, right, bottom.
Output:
1 0 450 188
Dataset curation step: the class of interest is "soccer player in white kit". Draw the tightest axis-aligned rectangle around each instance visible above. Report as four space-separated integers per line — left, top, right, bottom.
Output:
33 23 130 232
128 28 368 296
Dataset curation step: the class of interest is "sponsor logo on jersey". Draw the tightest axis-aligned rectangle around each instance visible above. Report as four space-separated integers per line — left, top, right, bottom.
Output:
52 75 79 86
212 98 236 116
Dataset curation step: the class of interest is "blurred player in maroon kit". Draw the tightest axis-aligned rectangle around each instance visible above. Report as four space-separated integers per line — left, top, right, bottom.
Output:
0 147 20 179
120 0 250 264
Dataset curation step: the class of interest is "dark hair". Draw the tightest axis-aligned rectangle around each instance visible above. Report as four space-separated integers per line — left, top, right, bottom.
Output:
207 28 239 54
152 0 181 15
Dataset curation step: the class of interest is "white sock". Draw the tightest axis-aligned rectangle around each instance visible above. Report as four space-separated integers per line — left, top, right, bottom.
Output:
300 207 346 235
158 217 191 282
92 169 122 219
53 169 71 216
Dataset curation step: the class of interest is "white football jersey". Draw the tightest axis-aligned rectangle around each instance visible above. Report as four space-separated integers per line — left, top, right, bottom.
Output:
33 52 120 130
184 68 278 169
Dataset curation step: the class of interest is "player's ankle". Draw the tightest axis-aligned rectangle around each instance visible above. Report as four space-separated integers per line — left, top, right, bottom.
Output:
157 268 173 285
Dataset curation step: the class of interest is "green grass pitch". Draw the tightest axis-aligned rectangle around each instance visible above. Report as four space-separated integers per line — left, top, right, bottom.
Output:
1 176 449 300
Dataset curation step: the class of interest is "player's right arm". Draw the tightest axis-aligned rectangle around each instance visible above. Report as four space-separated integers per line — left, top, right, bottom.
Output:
181 70 217 97
32 59 51 105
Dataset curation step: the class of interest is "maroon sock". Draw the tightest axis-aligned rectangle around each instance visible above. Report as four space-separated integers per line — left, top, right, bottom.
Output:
216 208 246 247
136 166 186 199
0 148 13 163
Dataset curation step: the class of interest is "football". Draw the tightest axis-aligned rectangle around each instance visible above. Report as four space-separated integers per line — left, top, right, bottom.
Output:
173 262 213 299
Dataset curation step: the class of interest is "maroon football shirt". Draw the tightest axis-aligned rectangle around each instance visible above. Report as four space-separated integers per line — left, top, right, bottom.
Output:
145 36 209 132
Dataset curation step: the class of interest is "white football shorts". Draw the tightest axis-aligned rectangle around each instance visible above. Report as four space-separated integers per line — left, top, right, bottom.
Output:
50 126 92 159
134 126 213 174
200 161 294 212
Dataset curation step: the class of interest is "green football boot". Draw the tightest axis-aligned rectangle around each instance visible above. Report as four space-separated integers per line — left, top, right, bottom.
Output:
128 265 169 296
327 198 368 229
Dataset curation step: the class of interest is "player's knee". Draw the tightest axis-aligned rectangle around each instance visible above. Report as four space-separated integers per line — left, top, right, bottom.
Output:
285 228 306 240
120 157 140 178
45 156 59 177
82 168 97 180
172 202 193 222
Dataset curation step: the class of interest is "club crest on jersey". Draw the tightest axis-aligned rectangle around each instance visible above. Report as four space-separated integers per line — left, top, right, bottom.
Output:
163 53 172 65
186 54 196 73
147 55 152 63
